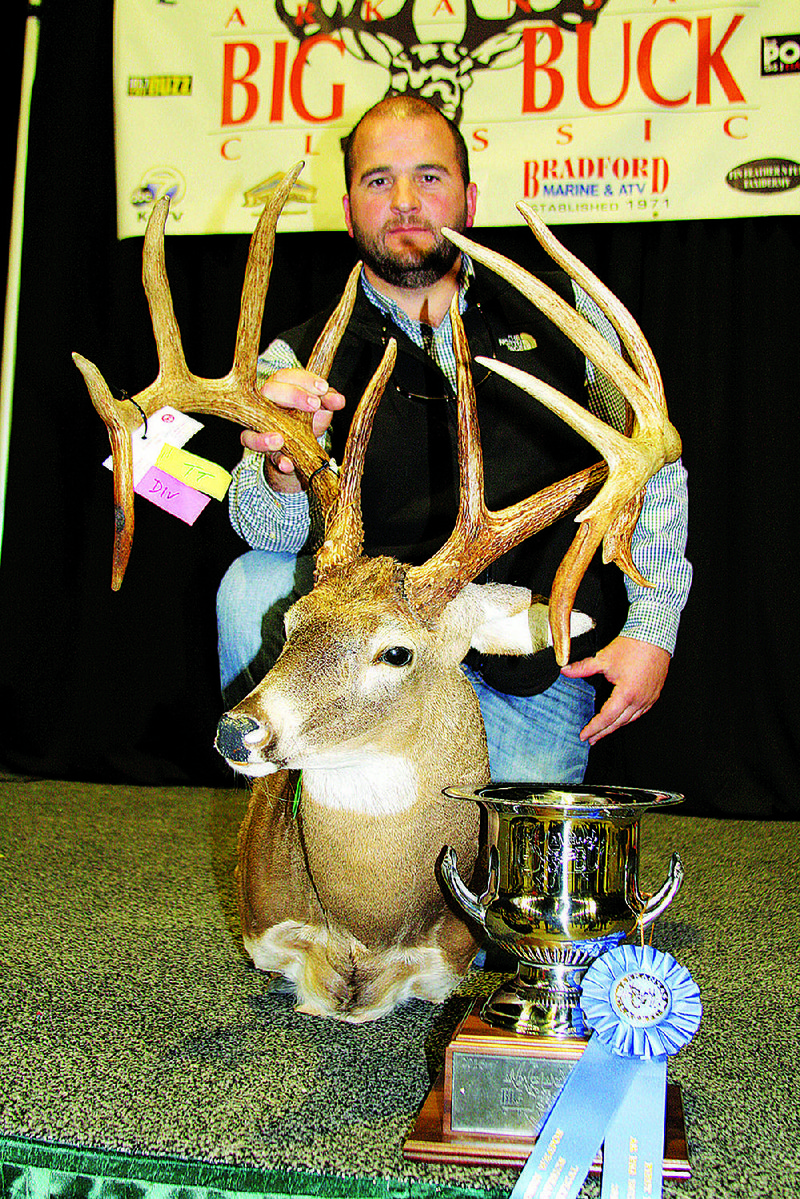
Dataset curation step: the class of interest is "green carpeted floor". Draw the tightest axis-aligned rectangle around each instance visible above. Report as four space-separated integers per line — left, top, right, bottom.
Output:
1 777 798 1199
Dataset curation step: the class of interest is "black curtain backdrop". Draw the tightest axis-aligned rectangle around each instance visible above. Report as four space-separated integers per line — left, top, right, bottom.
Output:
1 1 797 816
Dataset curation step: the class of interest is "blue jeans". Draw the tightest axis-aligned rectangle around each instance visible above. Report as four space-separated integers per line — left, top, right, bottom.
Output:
462 665 593 784
217 550 594 783
217 550 315 707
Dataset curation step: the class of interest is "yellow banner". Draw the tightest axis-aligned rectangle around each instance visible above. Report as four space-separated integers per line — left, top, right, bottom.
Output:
113 0 800 235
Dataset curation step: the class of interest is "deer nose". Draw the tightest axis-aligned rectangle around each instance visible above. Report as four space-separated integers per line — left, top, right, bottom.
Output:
215 712 267 762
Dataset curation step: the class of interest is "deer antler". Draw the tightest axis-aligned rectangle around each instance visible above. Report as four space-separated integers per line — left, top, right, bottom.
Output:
74 163 358 590
436 213 681 663
403 300 609 628
315 340 398 579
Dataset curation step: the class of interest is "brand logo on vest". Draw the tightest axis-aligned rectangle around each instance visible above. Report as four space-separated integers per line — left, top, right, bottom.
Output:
498 332 538 352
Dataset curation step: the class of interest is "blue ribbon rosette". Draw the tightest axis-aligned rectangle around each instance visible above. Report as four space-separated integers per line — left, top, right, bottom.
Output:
508 945 701 1199
581 942 702 1060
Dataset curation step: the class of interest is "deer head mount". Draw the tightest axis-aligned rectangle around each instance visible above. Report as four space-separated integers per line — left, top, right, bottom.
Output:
213 182 679 1021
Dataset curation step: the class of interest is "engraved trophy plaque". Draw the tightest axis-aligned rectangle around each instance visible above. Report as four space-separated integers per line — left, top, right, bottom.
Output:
403 784 690 1175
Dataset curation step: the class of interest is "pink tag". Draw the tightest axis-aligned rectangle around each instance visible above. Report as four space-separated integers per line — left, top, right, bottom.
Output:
136 466 212 525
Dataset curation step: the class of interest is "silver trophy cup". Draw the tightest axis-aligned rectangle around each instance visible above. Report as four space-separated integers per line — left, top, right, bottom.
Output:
441 784 684 1039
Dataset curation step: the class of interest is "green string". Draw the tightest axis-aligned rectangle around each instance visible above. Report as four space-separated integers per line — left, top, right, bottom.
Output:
292 772 302 818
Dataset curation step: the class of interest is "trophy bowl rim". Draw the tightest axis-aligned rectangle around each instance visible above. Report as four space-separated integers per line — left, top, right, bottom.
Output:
441 782 683 819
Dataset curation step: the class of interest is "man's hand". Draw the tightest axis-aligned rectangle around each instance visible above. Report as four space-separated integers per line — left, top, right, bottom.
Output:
560 636 671 746
242 368 345 493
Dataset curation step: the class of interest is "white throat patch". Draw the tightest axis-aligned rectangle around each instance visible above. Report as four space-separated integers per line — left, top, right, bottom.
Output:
301 754 418 816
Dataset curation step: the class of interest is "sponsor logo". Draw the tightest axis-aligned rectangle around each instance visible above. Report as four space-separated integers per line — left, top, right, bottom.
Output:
523 157 669 200
243 174 316 208
725 159 800 195
128 75 192 97
131 166 187 209
762 35 800 76
499 333 538 353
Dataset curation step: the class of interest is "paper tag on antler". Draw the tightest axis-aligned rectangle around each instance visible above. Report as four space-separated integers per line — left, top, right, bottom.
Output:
102 406 205 486
156 444 232 500
102 405 223 525
135 466 212 525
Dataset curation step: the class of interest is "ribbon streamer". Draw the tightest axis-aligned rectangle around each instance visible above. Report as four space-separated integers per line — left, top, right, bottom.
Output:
508 945 701 1199
600 1056 667 1199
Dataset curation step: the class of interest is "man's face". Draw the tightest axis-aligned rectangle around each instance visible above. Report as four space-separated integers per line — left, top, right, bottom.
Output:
343 112 478 290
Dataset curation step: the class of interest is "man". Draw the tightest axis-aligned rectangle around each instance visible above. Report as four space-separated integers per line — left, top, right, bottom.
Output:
217 95 692 783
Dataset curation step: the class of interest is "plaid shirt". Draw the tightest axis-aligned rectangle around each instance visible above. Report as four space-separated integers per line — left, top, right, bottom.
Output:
228 258 691 654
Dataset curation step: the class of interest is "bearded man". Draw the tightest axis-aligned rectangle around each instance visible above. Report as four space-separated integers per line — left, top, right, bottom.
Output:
216 95 692 783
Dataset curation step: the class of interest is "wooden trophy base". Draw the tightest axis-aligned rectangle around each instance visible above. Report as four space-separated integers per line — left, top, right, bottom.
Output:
403 1000 690 1177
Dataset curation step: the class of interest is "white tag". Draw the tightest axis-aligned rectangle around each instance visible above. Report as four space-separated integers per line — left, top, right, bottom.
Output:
102 406 205 486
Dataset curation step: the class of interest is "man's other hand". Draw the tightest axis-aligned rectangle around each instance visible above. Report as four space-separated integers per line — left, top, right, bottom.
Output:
561 636 671 745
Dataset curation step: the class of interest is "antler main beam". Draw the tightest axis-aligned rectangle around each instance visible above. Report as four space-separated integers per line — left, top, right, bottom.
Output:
74 163 356 590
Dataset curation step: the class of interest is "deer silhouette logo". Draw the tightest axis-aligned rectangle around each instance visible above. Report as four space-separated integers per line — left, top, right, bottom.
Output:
275 0 612 123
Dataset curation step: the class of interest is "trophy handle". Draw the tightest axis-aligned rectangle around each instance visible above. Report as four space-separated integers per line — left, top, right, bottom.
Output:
440 845 499 929
638 851 684 928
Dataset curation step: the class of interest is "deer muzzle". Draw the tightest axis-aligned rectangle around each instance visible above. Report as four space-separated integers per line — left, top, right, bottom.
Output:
215 712 277 769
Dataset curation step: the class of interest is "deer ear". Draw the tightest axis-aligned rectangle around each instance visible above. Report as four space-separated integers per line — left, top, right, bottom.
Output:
461 583 595 657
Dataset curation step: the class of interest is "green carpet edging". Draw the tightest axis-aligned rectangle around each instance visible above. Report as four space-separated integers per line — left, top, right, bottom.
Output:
0 1139 505 1199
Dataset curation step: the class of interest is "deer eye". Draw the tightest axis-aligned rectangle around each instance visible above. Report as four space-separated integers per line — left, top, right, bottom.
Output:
378 646 414 667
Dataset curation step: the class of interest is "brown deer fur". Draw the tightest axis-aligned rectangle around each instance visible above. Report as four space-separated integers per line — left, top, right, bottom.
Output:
222 558 564 1021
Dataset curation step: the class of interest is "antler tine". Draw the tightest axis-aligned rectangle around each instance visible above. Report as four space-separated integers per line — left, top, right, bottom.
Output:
141 195 192 387
443 226 670 447
404 298 486 615
404 300 608 621
72 352 136 590
441 223 681 664
232 161 305 381
516 201 664 414
315 339 398 580
306 263 361 377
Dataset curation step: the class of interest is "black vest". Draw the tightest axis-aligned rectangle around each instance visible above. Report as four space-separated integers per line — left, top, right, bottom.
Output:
282 263 615 695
